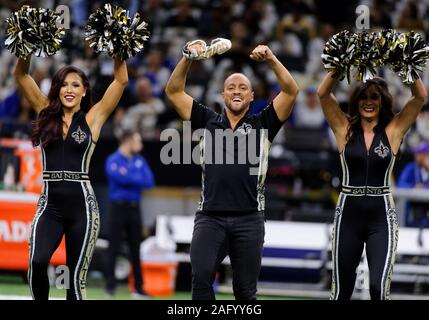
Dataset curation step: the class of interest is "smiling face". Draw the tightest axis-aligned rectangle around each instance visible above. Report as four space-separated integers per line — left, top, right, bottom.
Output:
222 73 254 116
59 72 87 110
357 84 382 121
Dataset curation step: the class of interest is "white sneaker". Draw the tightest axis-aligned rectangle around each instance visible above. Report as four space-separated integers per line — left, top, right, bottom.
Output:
198 38 232 59
183 38 231 60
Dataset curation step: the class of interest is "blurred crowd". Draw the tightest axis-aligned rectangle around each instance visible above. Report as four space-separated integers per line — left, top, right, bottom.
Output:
1 0 429 153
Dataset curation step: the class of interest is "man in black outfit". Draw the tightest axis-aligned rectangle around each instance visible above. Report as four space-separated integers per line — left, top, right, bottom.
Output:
165 39 299 300
104 130 155 298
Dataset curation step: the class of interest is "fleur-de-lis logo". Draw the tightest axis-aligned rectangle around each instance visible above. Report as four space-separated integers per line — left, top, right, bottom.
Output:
374 141 390 158
237 122 252 135
71 126 87 144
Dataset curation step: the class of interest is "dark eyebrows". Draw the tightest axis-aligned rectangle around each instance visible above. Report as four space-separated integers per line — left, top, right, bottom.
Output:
63 81 82 85
360 90 381 99
226 83 249 89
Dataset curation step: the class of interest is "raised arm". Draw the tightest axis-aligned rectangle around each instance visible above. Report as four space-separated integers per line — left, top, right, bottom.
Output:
164 56 194 120
317 71 349 145
387 78 428 152
13 56 49 113
86 58 128 139
250 45 299 122
166 40 212 120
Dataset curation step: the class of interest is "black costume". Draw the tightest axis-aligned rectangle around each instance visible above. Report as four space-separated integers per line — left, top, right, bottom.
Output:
331 125 398 300
29 110 100 300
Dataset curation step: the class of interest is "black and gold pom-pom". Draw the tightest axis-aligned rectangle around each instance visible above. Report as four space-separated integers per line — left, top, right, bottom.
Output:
376 29 401 67
393 31 429 84
5 6 38 58
321 30 357 83
84 3 150 60
33 7 65 57
352 31 382 82
4 5 65 58
323 29 429 84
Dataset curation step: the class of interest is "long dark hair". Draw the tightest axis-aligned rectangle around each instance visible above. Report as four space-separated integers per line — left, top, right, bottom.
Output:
346 77 394 140
32 66 92 147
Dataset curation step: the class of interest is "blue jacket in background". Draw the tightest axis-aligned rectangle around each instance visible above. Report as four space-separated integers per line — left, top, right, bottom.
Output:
106 150 155 202
0 90 19 118
397 162 429 189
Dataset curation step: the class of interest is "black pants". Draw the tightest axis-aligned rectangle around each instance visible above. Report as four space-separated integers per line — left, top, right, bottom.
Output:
105 202 143 293
29 181 100 300
330 193 398 300
190 211 265 300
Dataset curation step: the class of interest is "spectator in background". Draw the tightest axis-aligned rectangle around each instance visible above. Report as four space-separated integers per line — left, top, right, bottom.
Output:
121 77 166 140
126 57 142 95
397 142 429 227
275 3 316 72
185 60 211 102
370 0 393 29
0 89 34 137
197 1 231 38
274 0 314 17
140 48 171 98
0 0 39 11
1 63 47 137
142 0 168 33
276 5 315 42
243 0 278 42
404 104 429 152
305 22 335 82
290 85 326 129
163 0 197 39
397 142 429 189
105 130 155 298
249 81 270 115
70 0 90 27
396 0 425 32
225 20 255 64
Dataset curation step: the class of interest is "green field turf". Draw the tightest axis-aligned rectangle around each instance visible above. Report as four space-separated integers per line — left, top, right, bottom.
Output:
0 273 291 300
